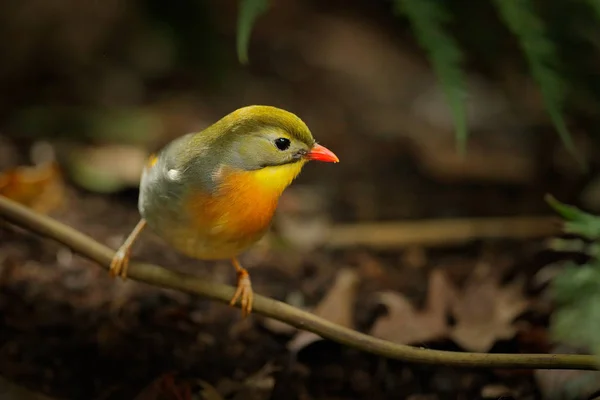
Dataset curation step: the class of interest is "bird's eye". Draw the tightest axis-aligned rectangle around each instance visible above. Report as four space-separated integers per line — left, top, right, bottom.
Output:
274 137 291 150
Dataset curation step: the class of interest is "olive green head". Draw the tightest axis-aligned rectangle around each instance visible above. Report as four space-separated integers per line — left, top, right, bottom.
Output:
194 105 317 171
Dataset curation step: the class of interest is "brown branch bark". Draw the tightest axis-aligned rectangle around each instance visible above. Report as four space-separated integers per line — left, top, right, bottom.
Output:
327 216 559 248
0 194 596 371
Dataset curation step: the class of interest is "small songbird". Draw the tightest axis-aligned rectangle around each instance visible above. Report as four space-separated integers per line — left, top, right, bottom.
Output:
109 105 339 315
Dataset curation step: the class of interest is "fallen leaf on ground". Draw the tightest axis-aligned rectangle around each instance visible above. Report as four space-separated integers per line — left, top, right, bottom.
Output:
449 264 530 352
369 269 456 345
0 161 65 214
287 268 359 352
232 363 279 400
198 380 225 400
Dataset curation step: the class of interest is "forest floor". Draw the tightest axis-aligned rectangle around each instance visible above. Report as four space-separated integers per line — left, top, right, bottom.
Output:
0 128 594 400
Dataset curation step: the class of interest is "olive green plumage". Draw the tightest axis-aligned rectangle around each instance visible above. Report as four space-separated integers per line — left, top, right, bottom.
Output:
206 105 315 144
161 106 316 190
109 104 339 316
145 105 317 194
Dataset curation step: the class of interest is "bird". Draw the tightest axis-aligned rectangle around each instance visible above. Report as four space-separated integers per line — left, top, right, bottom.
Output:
108 105 339 316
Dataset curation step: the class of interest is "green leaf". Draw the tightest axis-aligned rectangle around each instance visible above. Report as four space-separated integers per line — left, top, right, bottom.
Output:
550 261 600 362
546 194 589 222
491 0 585 169
547 237 587 253
546 194 600 240
236 0 269 65
583 0 600 20
393 0 468 155
552 261 600 303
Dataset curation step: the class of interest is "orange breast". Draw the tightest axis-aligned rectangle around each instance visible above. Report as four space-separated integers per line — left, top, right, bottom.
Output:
186 168 280 244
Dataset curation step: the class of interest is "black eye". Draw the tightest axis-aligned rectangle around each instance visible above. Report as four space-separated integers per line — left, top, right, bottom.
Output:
274 137 291 150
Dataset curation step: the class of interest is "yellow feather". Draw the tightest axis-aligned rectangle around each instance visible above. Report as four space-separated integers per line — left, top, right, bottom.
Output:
185 159 308 258
247 159 307 195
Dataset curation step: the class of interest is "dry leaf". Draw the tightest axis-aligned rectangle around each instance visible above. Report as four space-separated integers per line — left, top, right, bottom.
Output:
287 268 359 352
198 380 225 400
369 269 456 345
231 363 279 400
449 264 530 352
0 161 65 214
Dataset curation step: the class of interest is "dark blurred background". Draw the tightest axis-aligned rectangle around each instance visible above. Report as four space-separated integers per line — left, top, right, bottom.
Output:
2 0 599 216
1 0 600 399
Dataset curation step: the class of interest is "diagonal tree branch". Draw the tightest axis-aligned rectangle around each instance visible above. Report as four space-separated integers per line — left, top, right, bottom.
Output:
0 194 597 370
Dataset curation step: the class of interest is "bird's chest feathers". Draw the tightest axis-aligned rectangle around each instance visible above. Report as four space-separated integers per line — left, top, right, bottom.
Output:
187 162 305 240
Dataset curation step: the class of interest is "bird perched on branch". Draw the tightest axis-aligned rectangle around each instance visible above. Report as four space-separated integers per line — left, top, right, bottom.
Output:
109 105 339 315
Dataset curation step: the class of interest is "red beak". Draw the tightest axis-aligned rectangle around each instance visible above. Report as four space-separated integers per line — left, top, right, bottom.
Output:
305 143 339 163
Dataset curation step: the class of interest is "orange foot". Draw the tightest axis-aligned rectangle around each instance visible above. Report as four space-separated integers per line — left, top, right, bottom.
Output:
109 219 146 280
229 258 254 316
109 246 130 279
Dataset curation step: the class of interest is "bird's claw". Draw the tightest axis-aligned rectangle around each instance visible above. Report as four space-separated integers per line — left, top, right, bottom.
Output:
109 248 130 280
230 270 253 316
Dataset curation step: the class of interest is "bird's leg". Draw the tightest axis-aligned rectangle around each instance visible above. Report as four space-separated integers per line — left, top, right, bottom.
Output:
229 257 254 316
109 219 146 280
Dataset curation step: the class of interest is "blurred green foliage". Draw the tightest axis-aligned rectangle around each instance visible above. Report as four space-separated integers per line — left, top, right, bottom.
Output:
492 0 577 166
235 0 600 165
236 0 269 64
3 0 600 161
392 0 468 155
547 195 600 363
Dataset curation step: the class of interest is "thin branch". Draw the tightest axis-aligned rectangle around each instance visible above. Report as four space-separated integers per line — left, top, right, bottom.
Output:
0 195 596 370
327 216 559 249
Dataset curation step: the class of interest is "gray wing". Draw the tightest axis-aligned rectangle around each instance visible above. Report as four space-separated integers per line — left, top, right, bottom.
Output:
138 132 217 221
